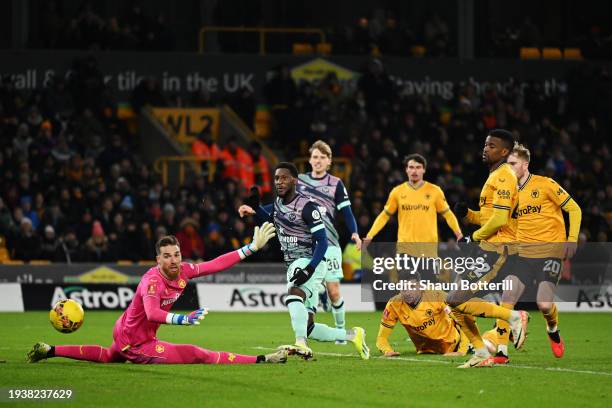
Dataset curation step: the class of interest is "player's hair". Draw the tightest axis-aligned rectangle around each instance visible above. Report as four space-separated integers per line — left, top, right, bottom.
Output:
488 129 516 151
309 140 332 160
155 235 180 255
403 153 427 169
275 162 298 178
512 143 531 162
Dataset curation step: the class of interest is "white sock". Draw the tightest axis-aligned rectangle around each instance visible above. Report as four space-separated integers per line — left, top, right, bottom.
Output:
345 328 356 341
547 325 558 333
475 348 491 357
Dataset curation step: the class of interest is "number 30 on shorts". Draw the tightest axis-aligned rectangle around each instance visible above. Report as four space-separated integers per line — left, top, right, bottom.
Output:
326 258 340 271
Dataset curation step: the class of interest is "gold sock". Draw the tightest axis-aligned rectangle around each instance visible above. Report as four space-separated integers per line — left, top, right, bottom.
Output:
494 303 514 345
541 303 558 330
452 311 485 350
454 300 512 321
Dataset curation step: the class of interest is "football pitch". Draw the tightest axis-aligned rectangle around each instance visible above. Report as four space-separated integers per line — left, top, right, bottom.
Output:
1 311 611 407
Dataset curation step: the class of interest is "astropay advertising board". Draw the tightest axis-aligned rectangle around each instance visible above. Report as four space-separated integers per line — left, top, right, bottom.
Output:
196 284 375 312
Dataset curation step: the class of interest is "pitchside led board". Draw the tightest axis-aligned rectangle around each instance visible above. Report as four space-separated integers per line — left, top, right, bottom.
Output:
151 108 220 144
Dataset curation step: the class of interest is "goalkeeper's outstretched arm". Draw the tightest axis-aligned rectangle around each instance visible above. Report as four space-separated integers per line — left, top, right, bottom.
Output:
193 222 276 277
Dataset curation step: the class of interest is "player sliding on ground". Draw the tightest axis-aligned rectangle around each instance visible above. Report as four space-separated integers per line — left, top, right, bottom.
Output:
239 162 369 360
376 282 471 357
27 224 290 365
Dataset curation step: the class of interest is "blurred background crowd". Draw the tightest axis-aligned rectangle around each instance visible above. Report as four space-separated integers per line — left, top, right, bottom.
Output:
0 1 610 278
1 56 610 266
7 0 612 59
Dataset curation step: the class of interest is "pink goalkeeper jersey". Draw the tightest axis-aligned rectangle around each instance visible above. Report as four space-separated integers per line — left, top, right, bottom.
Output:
113 251 241 348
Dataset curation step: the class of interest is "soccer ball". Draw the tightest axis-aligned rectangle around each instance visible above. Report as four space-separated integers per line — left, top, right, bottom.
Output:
49 299 84 333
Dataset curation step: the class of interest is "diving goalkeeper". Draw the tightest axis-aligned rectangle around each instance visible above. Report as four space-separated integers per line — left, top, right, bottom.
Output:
27 223 288 365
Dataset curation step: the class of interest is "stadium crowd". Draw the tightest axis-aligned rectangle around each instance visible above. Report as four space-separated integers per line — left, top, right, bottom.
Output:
265 58 612 247
29 2 612 59
34 2 175 51
0 56 610 273
0 57 267 263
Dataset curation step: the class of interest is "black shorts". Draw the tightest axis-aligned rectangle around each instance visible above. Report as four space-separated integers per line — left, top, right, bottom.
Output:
460 248 512 286
513 256 563 286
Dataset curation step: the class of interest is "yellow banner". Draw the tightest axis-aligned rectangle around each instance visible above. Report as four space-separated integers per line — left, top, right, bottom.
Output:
76 266 130 283
151 108 220 144
291 58 358 82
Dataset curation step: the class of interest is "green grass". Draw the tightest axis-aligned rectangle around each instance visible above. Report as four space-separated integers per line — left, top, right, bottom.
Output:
1 311 611 407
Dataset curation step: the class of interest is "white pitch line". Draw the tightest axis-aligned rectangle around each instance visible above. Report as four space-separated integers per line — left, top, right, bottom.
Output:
253 346 612 377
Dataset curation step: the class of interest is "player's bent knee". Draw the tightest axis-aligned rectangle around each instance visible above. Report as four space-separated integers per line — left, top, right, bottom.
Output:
288 287 306 299
445 292 462 308
326 282 341 301
537 301 553 313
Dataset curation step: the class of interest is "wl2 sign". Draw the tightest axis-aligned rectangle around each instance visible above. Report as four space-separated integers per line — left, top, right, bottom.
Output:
151 108 220 144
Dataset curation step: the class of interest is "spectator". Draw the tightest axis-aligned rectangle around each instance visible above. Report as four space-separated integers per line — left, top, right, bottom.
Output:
131 77 166 112
13 124 33 158
191 130 221 177
218 137 252 191
84 220 112 262
40 225 60 261
161 203 178 234
247 142 272 194
175 217 205 260
424 13 450 56
13 218 41 261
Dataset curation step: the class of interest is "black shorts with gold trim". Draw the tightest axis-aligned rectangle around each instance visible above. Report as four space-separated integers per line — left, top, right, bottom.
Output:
513 256 563 286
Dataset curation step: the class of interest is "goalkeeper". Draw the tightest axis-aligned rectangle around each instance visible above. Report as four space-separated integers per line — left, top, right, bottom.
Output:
27 223 288 365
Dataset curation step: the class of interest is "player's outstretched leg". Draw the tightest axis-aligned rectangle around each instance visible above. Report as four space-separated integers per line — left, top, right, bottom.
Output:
452 300 530 349
306 323 369 360
348 327 369 360
278 344 313 360
152 342 287 364
451 311 493 367
27 343 124 363
26 342 52 363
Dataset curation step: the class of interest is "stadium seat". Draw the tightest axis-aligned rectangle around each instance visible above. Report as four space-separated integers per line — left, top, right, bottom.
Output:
563 48 583 59
117 260 134 265
0 247 10 262
137 260 156 266
411 45 426 57
292 43 314 55
520 47 541 59
542 47 562 59
255 108 272 139
1 260 24 265
29 260 51 265
316 42 332 55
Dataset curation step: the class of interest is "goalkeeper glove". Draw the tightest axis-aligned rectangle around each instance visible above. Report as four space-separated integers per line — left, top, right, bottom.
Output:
290 265 315 286
169 308 209 325
454 202 468 218
251 221 276 251
245 186 261 209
